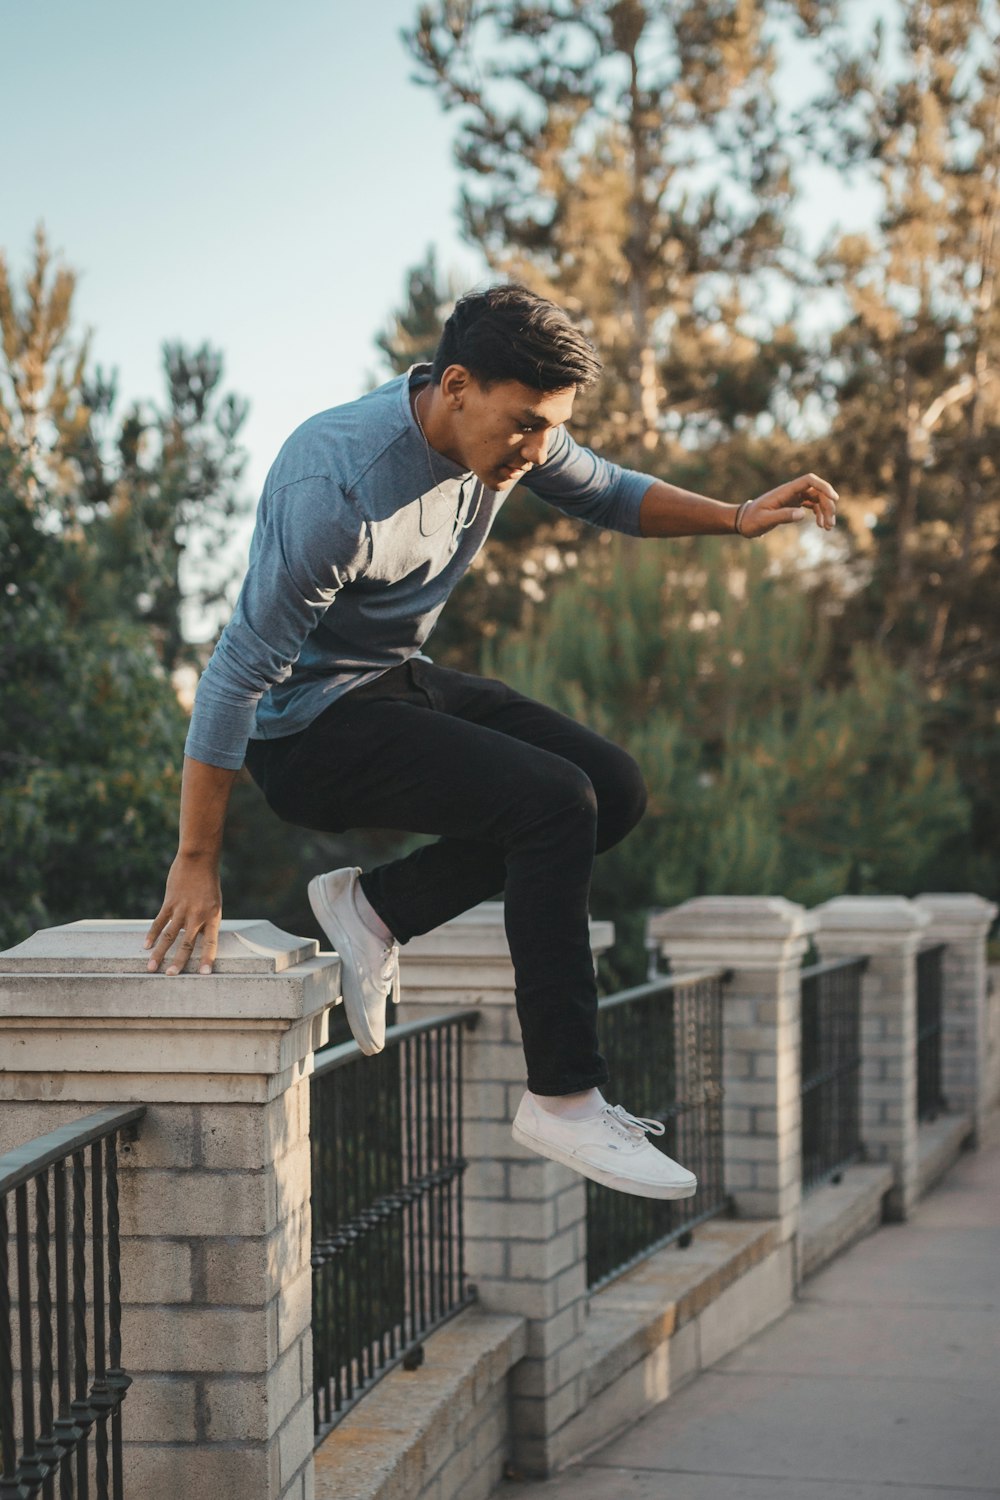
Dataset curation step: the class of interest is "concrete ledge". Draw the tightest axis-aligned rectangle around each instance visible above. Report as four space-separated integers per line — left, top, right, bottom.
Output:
800 1163 894 1282
536 1218 791 1474
916 1110 974 1200
313 1308 525 1500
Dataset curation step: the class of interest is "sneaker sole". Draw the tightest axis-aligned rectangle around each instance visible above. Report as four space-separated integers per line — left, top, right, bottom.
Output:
308 875 383 1056
512 1120 698 1201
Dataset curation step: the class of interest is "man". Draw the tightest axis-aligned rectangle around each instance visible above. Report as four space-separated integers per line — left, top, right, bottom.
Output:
144 285 837 1202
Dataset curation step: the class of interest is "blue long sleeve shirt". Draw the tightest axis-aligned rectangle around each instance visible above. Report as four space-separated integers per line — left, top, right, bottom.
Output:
184 365 655 770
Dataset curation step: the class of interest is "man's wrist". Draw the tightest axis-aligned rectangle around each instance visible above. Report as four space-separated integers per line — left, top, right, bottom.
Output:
733 500 753 537
177 847 221 865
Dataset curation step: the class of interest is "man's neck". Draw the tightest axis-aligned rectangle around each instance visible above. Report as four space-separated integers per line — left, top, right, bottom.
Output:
413 382 463 468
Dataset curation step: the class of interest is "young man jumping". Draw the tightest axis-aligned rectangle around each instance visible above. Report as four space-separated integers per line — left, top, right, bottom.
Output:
144 285 837 1201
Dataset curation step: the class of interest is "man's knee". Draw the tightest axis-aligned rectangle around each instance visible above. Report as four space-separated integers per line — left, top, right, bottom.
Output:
597 748 648 850
519 759 599 834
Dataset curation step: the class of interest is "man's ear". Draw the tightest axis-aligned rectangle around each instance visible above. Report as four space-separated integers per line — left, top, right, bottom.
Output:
439 364 471 409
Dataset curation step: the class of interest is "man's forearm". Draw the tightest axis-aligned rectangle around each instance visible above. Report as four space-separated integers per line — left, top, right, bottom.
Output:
638 478 741 538
178 754 239 863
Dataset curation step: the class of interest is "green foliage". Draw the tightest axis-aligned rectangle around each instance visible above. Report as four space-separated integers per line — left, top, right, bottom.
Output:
483 534 970 987
803 0 1000 902
405 0 826 465
0 453 187 949
1 226 250 674
375 246 456 377
0 230 250 949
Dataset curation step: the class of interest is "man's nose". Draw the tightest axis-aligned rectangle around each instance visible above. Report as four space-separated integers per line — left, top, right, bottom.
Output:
521 431 549 466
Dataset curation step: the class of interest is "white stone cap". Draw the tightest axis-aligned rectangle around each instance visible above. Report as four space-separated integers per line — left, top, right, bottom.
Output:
0 919 318 975
0 920 342 1025
813 895 930 938
648 896 817 945
914 893 999 933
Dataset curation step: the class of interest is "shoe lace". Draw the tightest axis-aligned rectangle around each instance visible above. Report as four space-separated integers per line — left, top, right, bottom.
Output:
605 1104 666 1141
379 942 401 1005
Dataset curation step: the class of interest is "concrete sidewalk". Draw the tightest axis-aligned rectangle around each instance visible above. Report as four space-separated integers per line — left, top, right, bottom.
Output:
499 1106 1000 1499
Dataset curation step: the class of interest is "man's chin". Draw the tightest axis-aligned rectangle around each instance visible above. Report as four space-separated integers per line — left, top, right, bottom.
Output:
495 467 529 489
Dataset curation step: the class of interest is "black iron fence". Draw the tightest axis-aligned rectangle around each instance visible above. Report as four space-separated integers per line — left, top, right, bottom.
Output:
799 956 867 1192
586 969 729 1291
916 943 948 1121
0 1104 145 1500
310 1010 479 1441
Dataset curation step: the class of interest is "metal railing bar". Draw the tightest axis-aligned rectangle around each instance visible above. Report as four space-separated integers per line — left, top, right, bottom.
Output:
0 1107 145 1198
312 1009 481 1079
799 955 870 983
596 969 732 1014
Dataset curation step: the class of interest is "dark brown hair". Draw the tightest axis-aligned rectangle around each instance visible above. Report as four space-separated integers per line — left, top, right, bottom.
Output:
431 284 602 392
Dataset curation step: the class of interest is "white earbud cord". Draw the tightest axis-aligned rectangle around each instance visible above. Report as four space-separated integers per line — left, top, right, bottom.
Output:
413 384 484 538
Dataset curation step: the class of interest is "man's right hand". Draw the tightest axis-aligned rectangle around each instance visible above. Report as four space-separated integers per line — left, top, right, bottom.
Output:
145 852 223 976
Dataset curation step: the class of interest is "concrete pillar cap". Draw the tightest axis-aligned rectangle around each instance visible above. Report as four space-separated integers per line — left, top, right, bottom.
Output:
0 918 318 975
812 895 930 937
914 893 999 932
648 895 816 945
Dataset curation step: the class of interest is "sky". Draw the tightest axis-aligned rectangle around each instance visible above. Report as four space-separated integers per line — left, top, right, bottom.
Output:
4 0 892 630
3 0 487 506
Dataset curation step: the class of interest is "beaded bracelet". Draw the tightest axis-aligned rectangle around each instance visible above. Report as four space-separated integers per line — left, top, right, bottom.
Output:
733 500 753 537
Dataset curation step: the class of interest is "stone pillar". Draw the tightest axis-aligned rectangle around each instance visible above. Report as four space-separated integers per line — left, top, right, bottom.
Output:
914 894 999 1147
812 896 929 1221
395 901 614 1479
0 919 341 1500
647 897 815 1248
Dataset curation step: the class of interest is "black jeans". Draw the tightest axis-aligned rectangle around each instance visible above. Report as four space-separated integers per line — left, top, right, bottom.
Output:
243 658 647 1095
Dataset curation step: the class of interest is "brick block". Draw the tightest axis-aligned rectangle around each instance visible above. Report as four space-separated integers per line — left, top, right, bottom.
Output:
125 1305 269 1374
123 1441 268 1500
119 1169 270 1239
508 1225 577 1281
268 1206 312 1284
506 1159 576 1201
464 1120 529 1160
277 1382 314 1477
274 1138 312 1223
474 1276 558 1321
466 1238 507 1278
464 1042 526 1084
462 1081 509 1120
123 1372 197 1442
120 1238 193 1305
554 1184 585 1234
723 1161 757 1190
202 1237 269 1305
463 1159 506 1198
523 1300 586 1361
198 1101 269 1169
121 1106 198 1169
467 1197 555 1242
510 1372 582 1438
278 1266 312 1354
553 1262 586 1311
202 1372 269 1442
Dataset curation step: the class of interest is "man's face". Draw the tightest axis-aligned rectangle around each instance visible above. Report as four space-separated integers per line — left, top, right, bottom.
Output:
447 372 577 490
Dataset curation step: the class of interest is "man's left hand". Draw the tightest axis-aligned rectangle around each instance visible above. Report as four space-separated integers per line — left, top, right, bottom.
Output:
740 473 838 537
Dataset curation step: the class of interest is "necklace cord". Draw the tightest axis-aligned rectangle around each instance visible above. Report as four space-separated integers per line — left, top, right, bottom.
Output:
413 385 484 537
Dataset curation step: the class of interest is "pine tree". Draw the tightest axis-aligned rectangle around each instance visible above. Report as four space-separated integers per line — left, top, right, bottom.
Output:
808 0 1000 895
483 531 970 986
0 448 188 948
0 226 251 673
405 0 831 467
393 2 838 670
376 246 457 375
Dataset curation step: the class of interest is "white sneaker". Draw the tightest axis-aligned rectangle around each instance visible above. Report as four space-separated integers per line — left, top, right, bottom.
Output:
308 867 400 1056
511 1091 698 1200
